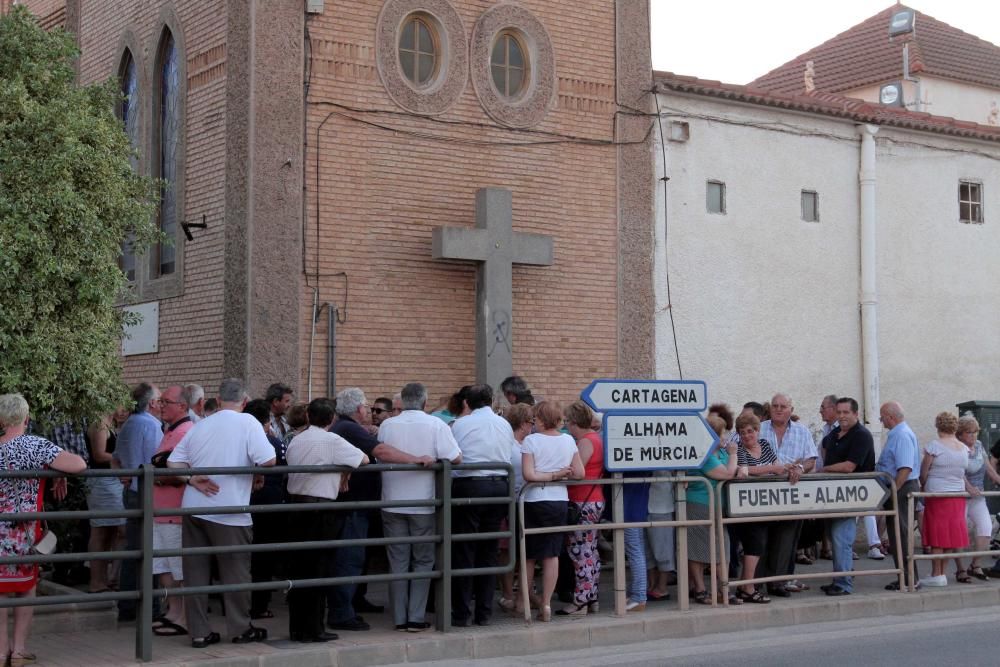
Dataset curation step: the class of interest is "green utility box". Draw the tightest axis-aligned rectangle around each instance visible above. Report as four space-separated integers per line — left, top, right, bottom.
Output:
956 400 1000 515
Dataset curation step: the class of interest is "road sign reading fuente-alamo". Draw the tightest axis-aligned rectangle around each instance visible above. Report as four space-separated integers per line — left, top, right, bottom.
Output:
603 412 718 472
726 477 889 518
581 379 707 413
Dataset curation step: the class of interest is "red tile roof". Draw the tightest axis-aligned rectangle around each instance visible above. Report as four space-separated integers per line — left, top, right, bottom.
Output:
654 71 1000 143
750 4 1000 95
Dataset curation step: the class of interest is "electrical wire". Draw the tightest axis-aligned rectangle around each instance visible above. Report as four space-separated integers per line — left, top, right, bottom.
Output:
652 86 683 380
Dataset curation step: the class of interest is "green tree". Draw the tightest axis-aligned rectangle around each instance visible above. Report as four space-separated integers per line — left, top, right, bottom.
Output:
0 6 159 426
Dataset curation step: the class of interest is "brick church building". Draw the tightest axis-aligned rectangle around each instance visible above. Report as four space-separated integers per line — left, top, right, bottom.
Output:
9 0 658 403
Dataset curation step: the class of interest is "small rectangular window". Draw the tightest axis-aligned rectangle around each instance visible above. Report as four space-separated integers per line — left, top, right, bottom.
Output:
959 181 983 223
801 190 819 222
706 180 726 214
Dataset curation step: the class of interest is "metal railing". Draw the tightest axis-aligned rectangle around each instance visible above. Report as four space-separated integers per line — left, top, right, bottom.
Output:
0 461 514 662
907 489 1000 591
714 472 905 604
516 474 715 620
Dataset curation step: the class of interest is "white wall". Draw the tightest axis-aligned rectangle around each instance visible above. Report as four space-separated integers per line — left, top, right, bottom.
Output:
653 92 1000 443
844 76 1000 126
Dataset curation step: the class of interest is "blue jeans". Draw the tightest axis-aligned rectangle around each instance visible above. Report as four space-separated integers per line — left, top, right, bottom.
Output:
326 511 368 624
830 517 856 592
624 528 647 603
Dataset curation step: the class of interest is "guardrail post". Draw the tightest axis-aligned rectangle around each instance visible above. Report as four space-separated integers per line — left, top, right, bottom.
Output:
612 473 625 616
434 459 452 632
136 464 154 661
907 489 915 592
675 475 689 611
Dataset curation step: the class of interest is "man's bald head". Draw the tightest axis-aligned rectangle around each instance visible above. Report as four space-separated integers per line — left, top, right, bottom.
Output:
770 393 793 426
879 401 904 429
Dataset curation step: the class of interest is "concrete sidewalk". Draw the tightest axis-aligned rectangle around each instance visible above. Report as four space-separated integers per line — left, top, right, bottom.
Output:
27 550 1000 666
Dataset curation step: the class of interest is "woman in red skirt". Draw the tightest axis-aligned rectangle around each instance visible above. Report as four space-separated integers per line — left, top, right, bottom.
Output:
0 394 86 666
919 412 969 587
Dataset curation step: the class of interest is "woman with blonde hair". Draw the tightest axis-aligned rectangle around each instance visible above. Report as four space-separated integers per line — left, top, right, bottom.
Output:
519 401 583 621
0 394 86 666
919 412 969 587
955 415 1000 581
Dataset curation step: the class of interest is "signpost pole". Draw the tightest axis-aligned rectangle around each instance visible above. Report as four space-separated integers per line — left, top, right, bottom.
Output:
612 473 626 616
675 473 689 611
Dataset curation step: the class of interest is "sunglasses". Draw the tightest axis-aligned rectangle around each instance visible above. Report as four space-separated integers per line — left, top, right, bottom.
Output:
371 407 389 415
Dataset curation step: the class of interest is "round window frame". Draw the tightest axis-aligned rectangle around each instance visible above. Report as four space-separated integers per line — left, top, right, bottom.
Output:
470 5 555 128
489 29 531 101
376 0 467 115
397 13 442 90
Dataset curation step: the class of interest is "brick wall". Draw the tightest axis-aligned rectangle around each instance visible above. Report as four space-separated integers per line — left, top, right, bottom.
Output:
72 0 229 394
302 0 620 406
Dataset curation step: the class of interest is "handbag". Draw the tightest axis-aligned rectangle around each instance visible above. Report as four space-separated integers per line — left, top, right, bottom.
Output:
32 525 57 555
567 483 598 525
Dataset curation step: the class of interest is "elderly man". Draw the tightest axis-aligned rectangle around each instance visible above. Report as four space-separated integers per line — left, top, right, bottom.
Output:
878 401 921 590
758 393 817 596
167 378 276 648
450 384 517 627
150 385 194 635
183 384 205 423
378 383 462 631
820 397 875 596
285 398 368 643
114 382 162 622
327 388 435 631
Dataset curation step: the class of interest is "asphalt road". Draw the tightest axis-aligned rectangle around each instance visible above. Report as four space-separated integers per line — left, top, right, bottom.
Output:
388 606 1000 666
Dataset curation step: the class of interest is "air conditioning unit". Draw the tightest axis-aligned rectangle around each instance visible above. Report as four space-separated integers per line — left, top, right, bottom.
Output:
306 0 324 14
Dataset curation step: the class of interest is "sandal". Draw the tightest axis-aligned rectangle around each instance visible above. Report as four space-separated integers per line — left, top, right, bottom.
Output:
249 609 274 620
796 554 814 565
745 589 770 604
726 593 743 605
191 632 221 649
9 652 36 667
497 596 516 613
819 549 833 560
956 571 972 584
152 619 188 636
692 590 712 605
970 566 989 581
232 626 268 644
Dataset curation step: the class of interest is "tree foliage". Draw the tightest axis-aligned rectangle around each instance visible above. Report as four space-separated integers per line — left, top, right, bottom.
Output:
0 7 159 426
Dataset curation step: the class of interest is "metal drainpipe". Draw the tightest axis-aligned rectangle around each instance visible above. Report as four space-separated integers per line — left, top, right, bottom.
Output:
858 124 882 443
327 303 337 398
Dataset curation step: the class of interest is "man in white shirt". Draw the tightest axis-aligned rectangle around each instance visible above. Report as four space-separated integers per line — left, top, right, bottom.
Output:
285 397 368 643
378 383 462 632
167 378 277 649
758 393 818 597
449 384 517 627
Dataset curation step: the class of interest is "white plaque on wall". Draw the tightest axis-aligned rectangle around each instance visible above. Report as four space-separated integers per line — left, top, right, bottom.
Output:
121 301 159 356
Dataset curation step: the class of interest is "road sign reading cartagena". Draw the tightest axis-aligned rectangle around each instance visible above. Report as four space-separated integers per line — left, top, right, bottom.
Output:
603 412 719 472
726 478 889 518
581 379 707 413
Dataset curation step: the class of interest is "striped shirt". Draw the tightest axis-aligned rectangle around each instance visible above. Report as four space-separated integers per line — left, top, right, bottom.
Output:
759 420 817 466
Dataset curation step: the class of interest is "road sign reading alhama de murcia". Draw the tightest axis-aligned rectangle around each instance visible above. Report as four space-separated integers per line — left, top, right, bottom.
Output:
603 412 719 472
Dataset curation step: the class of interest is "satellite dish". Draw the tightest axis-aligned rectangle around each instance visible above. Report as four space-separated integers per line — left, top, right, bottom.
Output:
889 8 915 36
879 82 904 107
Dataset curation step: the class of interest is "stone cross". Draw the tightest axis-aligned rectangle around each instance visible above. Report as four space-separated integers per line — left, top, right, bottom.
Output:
432 187 554 390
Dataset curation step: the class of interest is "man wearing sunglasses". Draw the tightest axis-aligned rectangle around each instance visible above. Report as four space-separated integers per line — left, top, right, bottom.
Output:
371 398 393 428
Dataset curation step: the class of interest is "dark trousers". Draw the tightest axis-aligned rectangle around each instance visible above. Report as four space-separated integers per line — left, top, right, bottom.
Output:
326 510 368 624
451 477 507 624
760 520 800 582
887 479 920 585
250 509 286 614
118 489 140 617
353 509 382 606
288 503 344 638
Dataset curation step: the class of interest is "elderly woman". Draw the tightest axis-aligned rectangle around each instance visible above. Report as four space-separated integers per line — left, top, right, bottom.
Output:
955 416 1000 581
520 401 584 622
733 413 788 603
688 415 739 605
0 394 86 666
919 412 969 587
85 406 129 593
558 401 604 615
497 403 532 612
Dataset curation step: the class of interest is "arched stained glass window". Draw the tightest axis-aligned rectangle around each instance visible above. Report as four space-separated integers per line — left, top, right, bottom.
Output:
118 50 139 281
153 30 179 278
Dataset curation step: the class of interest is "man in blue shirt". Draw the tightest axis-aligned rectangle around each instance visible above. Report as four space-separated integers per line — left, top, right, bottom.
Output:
877 401 921 590
113 382 163 620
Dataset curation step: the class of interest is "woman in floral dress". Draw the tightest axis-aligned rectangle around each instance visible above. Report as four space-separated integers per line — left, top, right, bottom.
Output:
0 394 86 666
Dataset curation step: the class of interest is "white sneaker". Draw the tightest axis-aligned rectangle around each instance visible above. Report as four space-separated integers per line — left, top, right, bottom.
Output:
868 546 885 560
919 575 947 587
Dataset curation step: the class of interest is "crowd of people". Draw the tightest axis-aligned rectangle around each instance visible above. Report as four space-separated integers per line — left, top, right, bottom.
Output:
0 377 998 658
